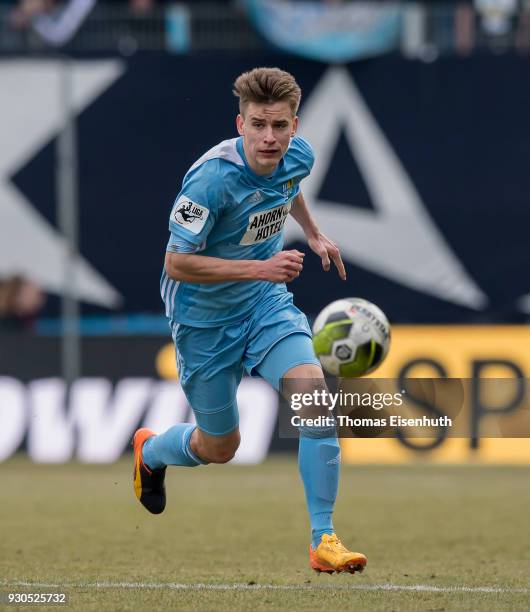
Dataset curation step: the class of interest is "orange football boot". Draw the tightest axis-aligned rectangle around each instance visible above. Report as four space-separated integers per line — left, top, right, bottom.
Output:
309 533 367 574
133 428 166 514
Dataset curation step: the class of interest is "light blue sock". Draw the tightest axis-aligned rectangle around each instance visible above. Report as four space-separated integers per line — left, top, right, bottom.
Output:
142 424 206 469
298 427 340 550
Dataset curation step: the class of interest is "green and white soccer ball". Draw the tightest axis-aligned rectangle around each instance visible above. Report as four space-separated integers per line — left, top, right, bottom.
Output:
312 298 391 377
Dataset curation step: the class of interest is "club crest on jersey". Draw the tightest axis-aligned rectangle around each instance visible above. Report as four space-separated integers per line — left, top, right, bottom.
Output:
239 202 291 245
282 179 295 199
171 196 209 234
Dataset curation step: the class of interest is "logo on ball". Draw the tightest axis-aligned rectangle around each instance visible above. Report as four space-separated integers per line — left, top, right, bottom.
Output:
335 344 353 361
312 298 391 377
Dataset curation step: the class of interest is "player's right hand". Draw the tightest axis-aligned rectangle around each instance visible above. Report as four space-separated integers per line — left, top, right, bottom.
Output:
261 250 305 283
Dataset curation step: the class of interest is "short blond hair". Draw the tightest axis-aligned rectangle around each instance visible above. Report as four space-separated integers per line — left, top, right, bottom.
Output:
233 67 301 117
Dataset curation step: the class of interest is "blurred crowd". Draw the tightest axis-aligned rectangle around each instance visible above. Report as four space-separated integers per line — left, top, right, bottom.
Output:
7 0 159 28
4 0 236 27
3 0 530 44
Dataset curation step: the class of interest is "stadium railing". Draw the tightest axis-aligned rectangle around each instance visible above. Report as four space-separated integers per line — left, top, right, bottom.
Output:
0 2 529 56
0 3 260 54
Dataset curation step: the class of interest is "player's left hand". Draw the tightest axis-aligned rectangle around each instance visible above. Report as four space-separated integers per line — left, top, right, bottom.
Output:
307 232 346 280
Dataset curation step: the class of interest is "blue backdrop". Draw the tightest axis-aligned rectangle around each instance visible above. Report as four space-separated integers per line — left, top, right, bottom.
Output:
9 54 530 323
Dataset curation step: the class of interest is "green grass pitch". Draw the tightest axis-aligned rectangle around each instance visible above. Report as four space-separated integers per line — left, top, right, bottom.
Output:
1 456 529 611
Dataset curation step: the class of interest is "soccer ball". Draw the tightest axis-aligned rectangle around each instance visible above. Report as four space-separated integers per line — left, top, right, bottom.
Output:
312 298 391 377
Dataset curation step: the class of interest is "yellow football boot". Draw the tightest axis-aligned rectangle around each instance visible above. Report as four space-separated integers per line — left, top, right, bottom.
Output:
309 533 367 574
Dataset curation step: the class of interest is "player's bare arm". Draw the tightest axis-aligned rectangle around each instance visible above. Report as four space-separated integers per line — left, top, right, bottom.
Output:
290 191 346 280
165 250 304 284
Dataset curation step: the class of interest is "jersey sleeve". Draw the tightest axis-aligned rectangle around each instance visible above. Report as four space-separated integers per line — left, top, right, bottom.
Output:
292 136 315 177
167 160 224 253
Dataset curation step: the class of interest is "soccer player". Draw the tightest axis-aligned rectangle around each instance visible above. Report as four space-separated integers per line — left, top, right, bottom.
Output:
133 67 367 575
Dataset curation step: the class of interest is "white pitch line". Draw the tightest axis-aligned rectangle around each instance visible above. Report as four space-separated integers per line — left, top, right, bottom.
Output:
1 581 529 594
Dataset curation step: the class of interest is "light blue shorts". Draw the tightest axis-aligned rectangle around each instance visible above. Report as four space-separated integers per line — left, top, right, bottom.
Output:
173 294 321 436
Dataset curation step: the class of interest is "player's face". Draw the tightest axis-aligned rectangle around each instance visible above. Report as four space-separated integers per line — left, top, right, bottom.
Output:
237 101 298 176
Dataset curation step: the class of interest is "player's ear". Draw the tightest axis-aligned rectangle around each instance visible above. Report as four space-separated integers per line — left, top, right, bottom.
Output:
291 116 299 137
236 114 244 136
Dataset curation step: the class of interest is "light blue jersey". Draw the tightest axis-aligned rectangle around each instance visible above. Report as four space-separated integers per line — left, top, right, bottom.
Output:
161 135 314 327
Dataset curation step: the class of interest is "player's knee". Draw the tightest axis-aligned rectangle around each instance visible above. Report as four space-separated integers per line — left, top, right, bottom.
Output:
283 363 323 379
205 440 239 463
210 447 237 464
282 364 327 397
194 429 240 464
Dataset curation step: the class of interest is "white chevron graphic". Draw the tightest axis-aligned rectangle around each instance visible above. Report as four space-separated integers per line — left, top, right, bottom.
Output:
0 59 124 307
287 67 487 309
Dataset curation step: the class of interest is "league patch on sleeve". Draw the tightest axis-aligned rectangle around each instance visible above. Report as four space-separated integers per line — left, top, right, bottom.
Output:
171 196 209 234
